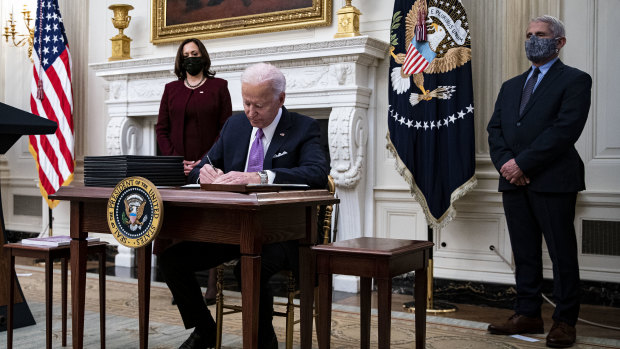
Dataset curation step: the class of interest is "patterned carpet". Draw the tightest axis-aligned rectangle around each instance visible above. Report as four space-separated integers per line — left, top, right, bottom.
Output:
3 265 619 348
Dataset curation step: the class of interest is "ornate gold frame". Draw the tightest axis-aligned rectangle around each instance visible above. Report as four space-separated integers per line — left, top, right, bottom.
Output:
151 0 332 44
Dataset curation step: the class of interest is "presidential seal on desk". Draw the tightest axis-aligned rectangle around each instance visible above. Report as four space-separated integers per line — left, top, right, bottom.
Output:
107 176 163 248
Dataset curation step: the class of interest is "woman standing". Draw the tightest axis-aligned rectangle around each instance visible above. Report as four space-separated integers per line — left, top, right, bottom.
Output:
156 38 232 177
155 38 232 304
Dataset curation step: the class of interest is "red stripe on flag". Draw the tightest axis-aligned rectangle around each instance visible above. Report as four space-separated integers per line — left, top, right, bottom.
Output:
403 49 421 74
405 53 428 75
29 90 64 185
412 54 424 66
33 68 74 174
407 54 422 71
402 41 430 75
39 133 63 187
45 61 73 133
411 56 428 74
28 134 56 196
57 49 74 131
60 47 72 81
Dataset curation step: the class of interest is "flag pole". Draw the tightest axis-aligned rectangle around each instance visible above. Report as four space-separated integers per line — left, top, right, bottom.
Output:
403 225 457 313
48 206 53 237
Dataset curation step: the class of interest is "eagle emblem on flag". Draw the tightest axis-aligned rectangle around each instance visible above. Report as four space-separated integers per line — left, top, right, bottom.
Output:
123 194 148 232
387 0 476 228
390 0 471 106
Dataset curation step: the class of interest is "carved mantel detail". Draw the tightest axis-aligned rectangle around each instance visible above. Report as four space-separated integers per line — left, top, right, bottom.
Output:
329 107 367 188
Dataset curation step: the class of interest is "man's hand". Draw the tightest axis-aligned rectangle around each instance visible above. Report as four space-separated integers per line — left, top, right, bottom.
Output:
500 159 531 185
199 164 224 184
513 174 531 186
500 159 523 182
183 160 200 176
212 171 261 184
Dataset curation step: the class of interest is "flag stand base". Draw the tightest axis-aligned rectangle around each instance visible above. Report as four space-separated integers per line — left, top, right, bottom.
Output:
403 258 457 313
402 300 457 313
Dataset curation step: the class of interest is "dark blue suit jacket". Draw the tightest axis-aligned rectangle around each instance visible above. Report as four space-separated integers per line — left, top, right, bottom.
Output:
487 60 592 192
189 106 329 189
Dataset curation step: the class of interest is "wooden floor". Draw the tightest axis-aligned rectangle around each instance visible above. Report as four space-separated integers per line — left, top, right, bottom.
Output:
334 291 620 341
13 256 620 342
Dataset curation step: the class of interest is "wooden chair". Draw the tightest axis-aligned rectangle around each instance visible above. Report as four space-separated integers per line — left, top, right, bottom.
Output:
214 176 336 349
3 240 108 349
312 237 433 349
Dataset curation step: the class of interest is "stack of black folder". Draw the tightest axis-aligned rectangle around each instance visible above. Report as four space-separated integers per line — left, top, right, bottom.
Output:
84 155 186 187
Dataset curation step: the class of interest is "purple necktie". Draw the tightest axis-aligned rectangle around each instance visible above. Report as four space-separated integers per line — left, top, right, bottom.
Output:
246 128 264 172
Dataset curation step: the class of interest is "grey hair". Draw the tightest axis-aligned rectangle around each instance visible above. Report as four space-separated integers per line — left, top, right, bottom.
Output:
530 15 566 37
241 63 286 97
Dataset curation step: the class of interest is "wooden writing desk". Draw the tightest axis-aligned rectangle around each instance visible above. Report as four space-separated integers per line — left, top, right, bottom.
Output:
51 185 337 349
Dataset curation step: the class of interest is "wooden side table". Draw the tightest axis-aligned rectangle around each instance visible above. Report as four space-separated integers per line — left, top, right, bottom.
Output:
312 237 433 349
3 241 108 349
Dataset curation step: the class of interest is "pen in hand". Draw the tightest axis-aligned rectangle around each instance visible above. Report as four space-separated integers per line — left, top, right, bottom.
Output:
197 155 218 185
206 155 223 174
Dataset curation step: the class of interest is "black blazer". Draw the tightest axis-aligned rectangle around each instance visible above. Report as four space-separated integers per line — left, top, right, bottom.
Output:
487 59 592 192
189 106 329 189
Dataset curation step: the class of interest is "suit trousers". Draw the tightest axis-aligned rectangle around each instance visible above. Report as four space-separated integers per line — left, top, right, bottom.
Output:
502 188 580 325
159 240 298 345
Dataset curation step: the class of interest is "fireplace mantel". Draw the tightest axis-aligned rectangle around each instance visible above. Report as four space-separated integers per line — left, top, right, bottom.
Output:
91 36 389 291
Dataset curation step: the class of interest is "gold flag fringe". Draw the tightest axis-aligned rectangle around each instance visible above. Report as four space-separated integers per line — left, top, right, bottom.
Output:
386 131 477 229
28 142 74 209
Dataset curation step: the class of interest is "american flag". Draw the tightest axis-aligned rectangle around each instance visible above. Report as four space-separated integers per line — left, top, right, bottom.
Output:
402 36 437 75
29 0 74 208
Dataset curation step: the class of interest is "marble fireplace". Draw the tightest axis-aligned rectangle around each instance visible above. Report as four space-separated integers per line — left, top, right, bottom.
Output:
90 36 390 291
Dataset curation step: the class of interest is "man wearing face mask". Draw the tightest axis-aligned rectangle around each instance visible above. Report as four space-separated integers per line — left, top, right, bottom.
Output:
486 15 592 348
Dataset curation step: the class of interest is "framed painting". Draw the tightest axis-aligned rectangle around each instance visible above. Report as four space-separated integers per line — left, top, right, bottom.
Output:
151 0 332 44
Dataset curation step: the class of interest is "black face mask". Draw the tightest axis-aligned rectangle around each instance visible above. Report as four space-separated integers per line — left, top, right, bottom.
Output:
183 57 204 76
524 36 558 64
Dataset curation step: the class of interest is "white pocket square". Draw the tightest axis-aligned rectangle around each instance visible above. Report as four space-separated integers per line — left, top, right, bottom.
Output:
273 151 288 158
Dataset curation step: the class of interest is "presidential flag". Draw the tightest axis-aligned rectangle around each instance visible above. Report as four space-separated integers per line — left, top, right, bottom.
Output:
387 0 476 228
29 0 74 208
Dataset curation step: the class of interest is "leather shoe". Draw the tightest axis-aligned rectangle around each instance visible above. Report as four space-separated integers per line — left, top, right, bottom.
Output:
546 321 576 348
179 328 216 349
488 313 544 335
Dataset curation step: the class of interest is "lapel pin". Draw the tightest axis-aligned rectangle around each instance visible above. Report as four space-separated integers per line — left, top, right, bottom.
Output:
280 133 285 136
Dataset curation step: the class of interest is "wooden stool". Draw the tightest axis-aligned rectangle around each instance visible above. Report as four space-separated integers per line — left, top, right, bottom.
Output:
312 237 433 349
3 241 108 349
